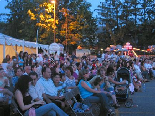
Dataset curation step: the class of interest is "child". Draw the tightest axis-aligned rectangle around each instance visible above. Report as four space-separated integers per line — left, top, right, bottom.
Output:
92 77 102 90
91 66 97 76
132 72 142 92
100 76 120 109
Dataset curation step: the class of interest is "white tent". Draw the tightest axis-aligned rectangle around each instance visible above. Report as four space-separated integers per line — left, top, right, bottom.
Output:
49 43 64 55
0 33 49 63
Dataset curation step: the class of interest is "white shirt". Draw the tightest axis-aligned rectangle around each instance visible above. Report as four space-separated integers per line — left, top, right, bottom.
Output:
54 54 59 61
144 63 152 70
29 82 45 100
37 77 58 96
75 69 79 76
35 65 42 78
23 72 28 75
134 64 141 72
101 53 105 59
152 62 155 68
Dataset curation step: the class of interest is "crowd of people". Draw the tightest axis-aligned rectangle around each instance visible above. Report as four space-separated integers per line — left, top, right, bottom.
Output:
0 50 155 116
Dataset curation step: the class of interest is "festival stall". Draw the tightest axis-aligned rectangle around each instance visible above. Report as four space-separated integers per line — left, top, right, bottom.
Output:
76 46 90 57
0 33 49 63
49 43 64 55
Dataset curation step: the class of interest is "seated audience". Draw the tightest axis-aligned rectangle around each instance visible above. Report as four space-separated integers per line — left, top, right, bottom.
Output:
37 67 68 109
29 72 52 103
15 75 68 116
78 69 115 116
12 67 23 88
0 68 10 88
132 72 142 92
64 66 76 90
23 65 31 75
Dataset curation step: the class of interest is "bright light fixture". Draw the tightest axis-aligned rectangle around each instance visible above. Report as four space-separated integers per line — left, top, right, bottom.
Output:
50 0 55 3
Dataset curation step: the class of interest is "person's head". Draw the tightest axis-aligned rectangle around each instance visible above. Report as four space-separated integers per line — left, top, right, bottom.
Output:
42 67 51 79
14 67 23 77
29 72 38 86
24 66 31 74
65 66 73 77
53 73 61 84
0 68 5 78
6 55 10 61
19 51 23 58
79 69 90 81
55 63 60 68
60 73 66 82
98 67 107 77
7 64 13 70
125 61 130 67
106 66 114 76
72 64 77 72
12 56 17 61
133 72 137 76
28 54 31 59
15 75 32 96
23 52 28 59
144 58 148 63
76 62 82 70
31 65 36 72
93 77 102 86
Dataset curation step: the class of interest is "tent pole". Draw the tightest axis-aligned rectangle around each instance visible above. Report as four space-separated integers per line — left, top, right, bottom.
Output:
15 45 18 57
5 39 19 55
3 38 6 59
23 39 24 52
36 29 39 56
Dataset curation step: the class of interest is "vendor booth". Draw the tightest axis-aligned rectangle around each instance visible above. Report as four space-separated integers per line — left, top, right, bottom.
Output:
0 33 49 63
49 43 64 55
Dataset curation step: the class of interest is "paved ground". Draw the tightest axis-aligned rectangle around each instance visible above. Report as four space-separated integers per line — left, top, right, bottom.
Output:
115 79 155 116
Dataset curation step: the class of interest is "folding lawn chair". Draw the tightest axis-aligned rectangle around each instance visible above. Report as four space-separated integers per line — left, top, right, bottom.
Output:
64 87 100 116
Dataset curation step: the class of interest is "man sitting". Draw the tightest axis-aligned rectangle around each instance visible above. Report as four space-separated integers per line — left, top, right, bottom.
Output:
36 67 67 109
28 71 51 103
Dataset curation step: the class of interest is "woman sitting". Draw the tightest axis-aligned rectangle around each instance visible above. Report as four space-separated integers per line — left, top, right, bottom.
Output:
14 75 68 116
12 67 23 88
78 69 115 116
64 66 76 91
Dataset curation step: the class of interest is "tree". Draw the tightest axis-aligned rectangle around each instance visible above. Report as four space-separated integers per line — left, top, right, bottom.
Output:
4 1 39 41
96 0 155 48
28 1 59 44
58 0 97 51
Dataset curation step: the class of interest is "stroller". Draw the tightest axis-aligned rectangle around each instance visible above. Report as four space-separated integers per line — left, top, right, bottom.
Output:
115 67 133 108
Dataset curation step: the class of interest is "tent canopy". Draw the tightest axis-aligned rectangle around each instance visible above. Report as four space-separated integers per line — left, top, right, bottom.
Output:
0 33 49 50
0 33 49 63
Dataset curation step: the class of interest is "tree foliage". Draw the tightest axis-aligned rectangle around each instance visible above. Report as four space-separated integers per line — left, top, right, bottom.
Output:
2 0 97 49
96 0 155 49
